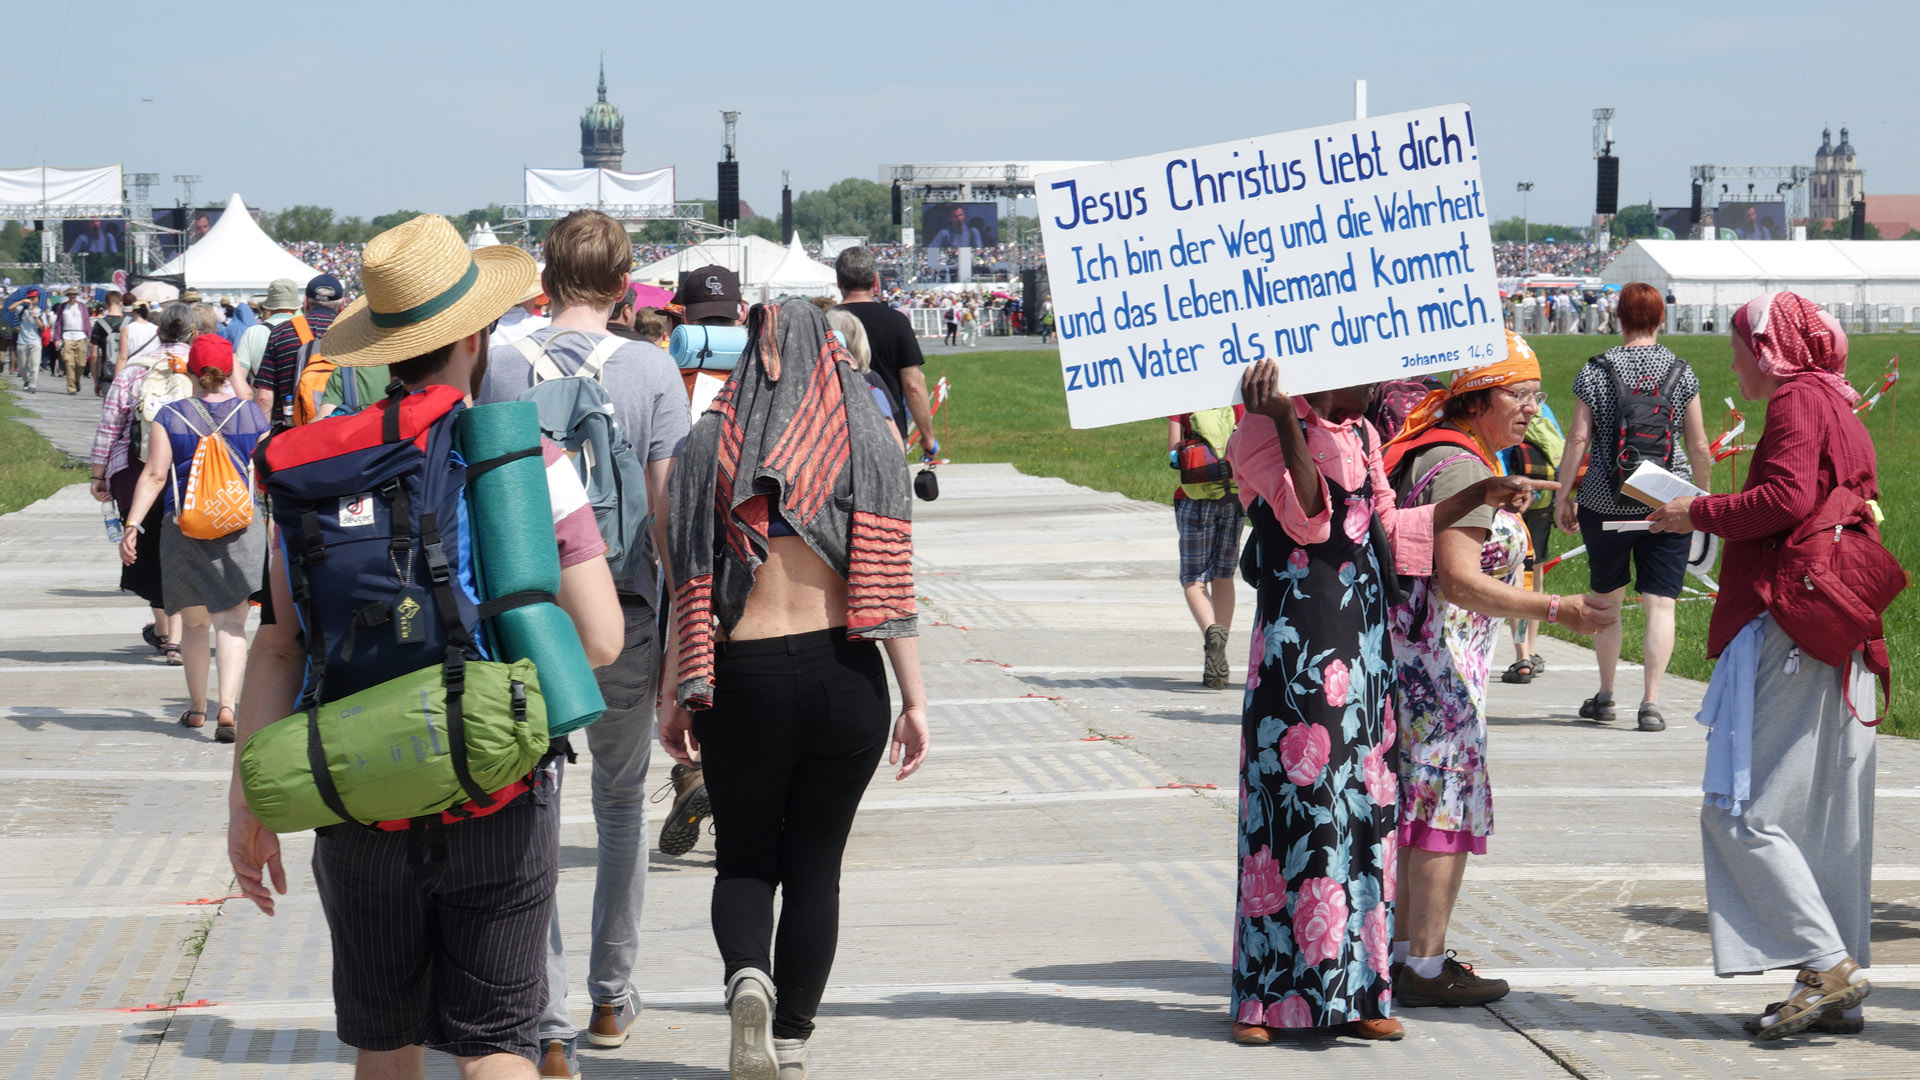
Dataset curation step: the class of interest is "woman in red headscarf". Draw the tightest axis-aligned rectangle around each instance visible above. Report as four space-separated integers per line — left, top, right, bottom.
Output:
1380 335 1617 1009
1646 291 1882 1039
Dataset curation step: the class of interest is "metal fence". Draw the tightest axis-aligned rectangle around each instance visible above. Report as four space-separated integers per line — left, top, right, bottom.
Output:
903 307 1015 340
1509 302 1920 336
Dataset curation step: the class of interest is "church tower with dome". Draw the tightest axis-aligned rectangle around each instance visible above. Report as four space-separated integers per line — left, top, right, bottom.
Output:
580 56 624 170
1809 126 1863 221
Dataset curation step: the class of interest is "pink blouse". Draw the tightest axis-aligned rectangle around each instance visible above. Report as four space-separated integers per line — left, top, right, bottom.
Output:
1225 400 1438 578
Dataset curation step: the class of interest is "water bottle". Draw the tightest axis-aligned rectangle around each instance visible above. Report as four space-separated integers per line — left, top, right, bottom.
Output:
101 499 123 543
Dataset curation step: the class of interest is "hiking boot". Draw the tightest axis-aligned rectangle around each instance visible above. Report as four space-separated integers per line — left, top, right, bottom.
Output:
586 989 639 1048
538 1037 579 1078
1394 953 1510 1007
1203 624 1230 689
725 968 778 1080
657 764 711 856
1637 702 1667 732
774 1037 810 1079
1747 957 1872 1040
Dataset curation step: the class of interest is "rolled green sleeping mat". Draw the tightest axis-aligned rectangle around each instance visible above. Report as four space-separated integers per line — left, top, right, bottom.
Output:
240 659 550 833
456 400 606 736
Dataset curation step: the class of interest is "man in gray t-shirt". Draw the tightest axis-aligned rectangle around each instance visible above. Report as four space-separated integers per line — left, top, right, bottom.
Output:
479 325 690 605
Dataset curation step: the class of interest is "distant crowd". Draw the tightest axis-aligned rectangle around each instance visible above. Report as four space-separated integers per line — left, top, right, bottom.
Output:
1493 240 1622 278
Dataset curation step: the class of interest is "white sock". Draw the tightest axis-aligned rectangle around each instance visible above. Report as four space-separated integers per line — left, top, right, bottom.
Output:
1408 953 1445 979
1391 941 1409 965
1806 949 1850 972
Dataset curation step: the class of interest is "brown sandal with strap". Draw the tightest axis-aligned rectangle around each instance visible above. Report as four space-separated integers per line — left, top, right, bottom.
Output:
214 705 237 744
1747 958 1873 1040
177 709 205 729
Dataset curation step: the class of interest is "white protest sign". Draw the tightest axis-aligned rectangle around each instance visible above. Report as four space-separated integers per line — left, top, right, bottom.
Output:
1038 103 1503 429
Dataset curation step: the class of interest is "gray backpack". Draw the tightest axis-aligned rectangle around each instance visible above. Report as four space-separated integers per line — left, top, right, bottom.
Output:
512 330 650 580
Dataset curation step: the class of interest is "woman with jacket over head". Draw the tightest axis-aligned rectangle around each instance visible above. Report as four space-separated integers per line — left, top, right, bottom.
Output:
1222 358 1551 1045
660 299 930 1080
1646 292 1881 1039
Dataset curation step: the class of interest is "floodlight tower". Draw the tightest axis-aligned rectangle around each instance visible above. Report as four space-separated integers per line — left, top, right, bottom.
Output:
173 174 200 213
1516 181 1535 272
1592 108 1618 250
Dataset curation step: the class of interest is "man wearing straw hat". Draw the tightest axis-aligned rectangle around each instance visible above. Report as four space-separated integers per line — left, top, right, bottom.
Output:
226 214 624 1080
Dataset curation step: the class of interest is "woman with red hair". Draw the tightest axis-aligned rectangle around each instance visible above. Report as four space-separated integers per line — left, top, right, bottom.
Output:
1647 291 1882 1038
1555 282 1711 731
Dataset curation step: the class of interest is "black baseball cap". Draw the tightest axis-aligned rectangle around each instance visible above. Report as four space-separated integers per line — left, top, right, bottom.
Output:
306 273 345 302
673 265 741 322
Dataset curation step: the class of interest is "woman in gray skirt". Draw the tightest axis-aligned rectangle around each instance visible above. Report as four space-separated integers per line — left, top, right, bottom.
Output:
1647 291 1880 1039
118 333 269 741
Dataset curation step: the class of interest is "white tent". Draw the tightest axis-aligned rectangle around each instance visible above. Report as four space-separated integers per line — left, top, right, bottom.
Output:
759 234 839 298
1603 239 1920 308
154 193 321 294
628 235 793 293
468 222 501 249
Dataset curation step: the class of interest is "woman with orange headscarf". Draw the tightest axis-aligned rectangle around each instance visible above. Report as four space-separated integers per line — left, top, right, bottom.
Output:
1380 333 1617 1009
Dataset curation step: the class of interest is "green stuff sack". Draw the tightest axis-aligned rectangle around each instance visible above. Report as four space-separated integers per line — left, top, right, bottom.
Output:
240 659 550 833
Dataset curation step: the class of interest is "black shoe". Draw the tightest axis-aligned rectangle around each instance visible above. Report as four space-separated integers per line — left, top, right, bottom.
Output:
656 763 711 856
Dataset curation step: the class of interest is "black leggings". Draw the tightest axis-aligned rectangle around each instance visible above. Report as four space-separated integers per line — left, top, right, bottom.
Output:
691 627 890 1040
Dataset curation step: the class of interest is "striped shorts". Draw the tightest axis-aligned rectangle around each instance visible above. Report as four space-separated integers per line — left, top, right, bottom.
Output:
312 778 558 1061
1175 495 1244 585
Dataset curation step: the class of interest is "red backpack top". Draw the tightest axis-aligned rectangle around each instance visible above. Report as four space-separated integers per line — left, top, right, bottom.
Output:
1753 483 1907 723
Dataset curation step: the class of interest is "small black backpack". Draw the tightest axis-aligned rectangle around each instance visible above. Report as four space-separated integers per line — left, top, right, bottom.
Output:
1596 353 1684 493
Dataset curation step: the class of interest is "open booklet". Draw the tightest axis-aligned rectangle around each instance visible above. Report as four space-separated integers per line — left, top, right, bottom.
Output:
1620 460 1708 510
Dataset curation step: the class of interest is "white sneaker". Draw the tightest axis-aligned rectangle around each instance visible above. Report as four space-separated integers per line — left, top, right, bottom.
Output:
774 1037 809 1080
725 968 778 1080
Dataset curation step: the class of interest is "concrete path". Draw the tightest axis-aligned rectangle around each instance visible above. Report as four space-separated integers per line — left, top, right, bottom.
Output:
1 383 1917 1079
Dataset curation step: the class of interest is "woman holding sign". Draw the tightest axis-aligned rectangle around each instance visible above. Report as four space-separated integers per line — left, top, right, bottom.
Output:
1223 359 1548 1043
1645 292 1883 1039
1381 336 1617 1009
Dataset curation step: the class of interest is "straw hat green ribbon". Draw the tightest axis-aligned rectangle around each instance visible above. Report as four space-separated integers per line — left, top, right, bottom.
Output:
369 261 479 329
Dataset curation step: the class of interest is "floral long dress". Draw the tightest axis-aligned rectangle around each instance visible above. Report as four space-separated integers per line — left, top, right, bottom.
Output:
1232 469 1397 1029
1390 454 1528 845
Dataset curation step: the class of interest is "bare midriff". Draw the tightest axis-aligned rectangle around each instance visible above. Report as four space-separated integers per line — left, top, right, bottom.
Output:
721 535 847 642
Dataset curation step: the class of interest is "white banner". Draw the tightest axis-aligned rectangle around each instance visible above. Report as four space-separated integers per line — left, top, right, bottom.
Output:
0 165 122 208
822 235 866 260
1037 104 1500 429
524 166 674 210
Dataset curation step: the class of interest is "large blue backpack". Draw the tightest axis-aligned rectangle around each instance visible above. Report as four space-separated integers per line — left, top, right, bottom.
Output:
257 385 546 821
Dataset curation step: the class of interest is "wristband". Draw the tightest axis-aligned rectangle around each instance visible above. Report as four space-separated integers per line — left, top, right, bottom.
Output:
1546 595 1561 624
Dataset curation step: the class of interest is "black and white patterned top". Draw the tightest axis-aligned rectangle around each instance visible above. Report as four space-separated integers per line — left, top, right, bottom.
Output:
1571 343 1700 517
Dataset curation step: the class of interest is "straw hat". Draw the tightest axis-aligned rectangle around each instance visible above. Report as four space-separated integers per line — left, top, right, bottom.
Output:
320 215 536 368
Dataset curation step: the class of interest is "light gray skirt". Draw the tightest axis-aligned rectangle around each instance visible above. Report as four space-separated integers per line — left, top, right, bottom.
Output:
159 512 266 615
1701 616 1876 975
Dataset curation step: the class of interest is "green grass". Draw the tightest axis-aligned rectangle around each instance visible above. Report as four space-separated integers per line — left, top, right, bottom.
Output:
0 385 86 515
924 338 1920 737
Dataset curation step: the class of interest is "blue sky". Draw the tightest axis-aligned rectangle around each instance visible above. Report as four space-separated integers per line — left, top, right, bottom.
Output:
10 0 1915 227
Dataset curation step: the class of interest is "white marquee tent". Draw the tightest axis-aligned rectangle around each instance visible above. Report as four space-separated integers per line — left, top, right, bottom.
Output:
629 235 793 294
759 234 839 298
154 193 320 294
1602 240 1920 308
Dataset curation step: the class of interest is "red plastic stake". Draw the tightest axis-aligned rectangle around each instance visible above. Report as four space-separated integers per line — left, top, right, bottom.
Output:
117 999 219 1013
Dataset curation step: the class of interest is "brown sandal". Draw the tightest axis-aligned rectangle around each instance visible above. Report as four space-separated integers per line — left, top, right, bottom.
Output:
177 709 205 729
1747 958 1872 1040
214 706 237 744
